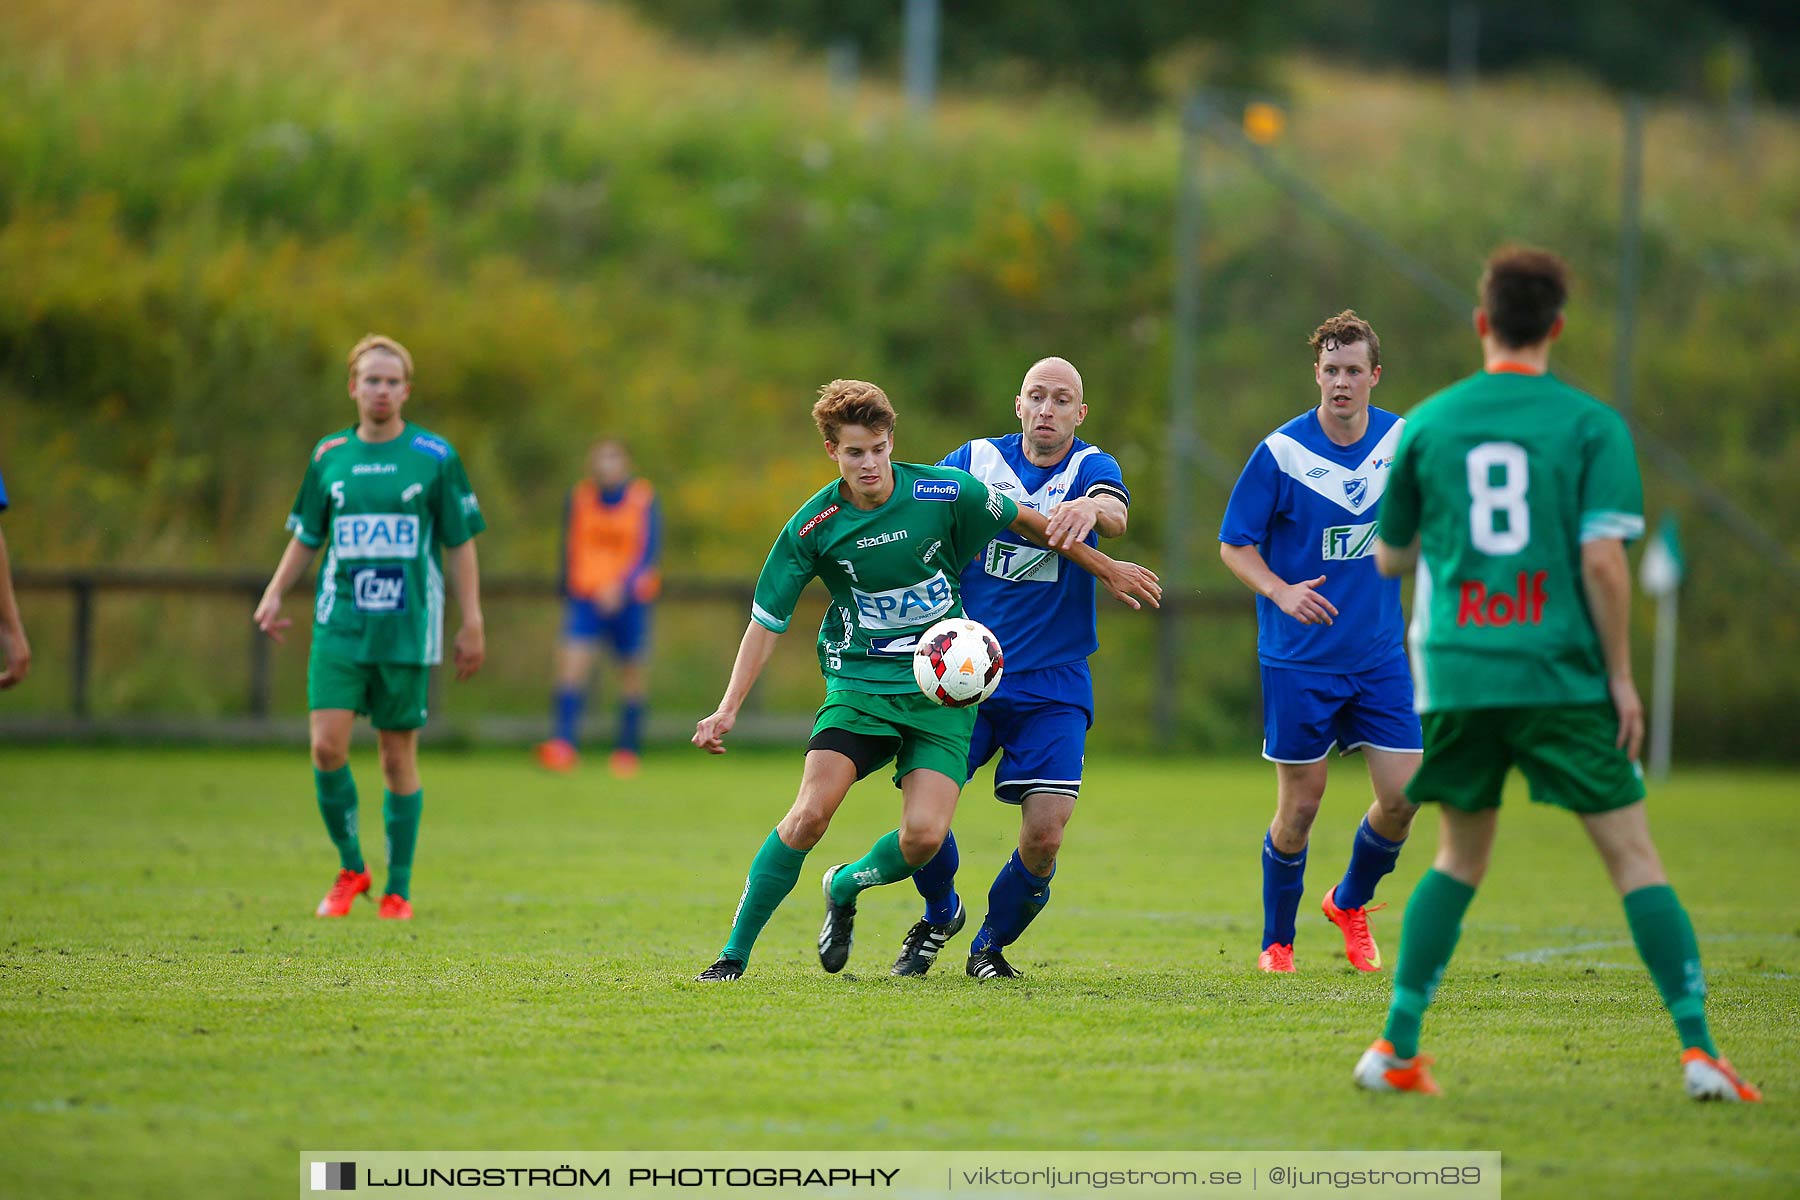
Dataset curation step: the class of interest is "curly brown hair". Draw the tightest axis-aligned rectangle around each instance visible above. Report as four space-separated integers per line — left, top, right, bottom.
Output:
1309 310 1380 370
811 379 896 444
1480 245 1569 349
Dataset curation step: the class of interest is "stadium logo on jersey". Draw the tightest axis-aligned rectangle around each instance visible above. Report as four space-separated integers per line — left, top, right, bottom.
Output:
1305 466 1330 479
352 462 397 475
914 480 960 502
856 530 910 549
1457 571 1549 627
851 571 954 631
1343 477 1369 509
314 436 348 462
983 539 1060 584
410 434 450 460
351 567 407 612
1321 523 1379 561
798 504 840 538
332 513 421 559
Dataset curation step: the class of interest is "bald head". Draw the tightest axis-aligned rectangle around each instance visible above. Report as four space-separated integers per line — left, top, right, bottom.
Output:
1015 356 1087 464
1021 357 1083 404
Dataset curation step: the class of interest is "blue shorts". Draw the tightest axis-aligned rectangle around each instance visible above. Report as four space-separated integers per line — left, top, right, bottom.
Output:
967 663 1092 805
562 597 651 659
1260 654 1422 764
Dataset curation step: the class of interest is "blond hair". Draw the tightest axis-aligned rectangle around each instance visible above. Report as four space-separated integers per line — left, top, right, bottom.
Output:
811 379 896 444
347 333 414 381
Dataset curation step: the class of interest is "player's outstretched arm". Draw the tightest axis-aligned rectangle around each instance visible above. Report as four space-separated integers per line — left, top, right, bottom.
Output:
693 621 782 754
445 539 486 681
1580 538 1644 760
0 525 29 688
1008 507 1161 610
1043 494 1128 549
1219 542 1338 626
253 536 319 645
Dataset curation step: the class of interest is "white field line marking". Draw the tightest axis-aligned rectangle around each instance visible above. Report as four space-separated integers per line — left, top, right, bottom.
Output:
1502 931 1772 964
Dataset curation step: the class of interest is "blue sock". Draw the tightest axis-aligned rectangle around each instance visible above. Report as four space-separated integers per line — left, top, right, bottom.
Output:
911 829 961 925
1262 831 1307 949
554 687 584 745
970 851 1052 953
618 698 645 755
1335 816 1405 910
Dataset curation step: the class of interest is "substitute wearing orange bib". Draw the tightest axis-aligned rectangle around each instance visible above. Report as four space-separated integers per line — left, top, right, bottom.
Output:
537 440 661 776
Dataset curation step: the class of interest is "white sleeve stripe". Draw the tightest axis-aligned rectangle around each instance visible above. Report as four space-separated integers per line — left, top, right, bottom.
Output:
286 516 322 547
1580 511 1645 543
751 602 791 633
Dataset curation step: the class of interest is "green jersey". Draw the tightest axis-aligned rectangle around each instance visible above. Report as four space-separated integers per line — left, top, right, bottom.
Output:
751 462 1020 693
286 422 486 665
1379 370 1644 712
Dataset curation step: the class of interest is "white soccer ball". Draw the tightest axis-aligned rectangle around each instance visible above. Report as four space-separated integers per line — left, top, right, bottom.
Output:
912 617 1004 708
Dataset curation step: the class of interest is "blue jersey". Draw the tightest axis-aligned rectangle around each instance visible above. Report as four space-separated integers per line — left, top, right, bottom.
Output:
0 465 8 511
940 434 1129 674
1219 407 1406 674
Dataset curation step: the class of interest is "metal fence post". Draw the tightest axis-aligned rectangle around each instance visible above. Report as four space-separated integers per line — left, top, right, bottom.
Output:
71 577 93 718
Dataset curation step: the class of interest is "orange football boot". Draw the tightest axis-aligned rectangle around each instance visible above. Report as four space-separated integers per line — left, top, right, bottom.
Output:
1322 886 1387 972
378 893 414 921
608 749 641 779
316 868 372 918
1258 943 1296 973
535 739 578 772
1353 1039 1441 1094
1682 1049 1762 1102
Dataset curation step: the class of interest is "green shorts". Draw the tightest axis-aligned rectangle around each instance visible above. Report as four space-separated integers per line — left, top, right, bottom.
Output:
307 644 431 731
811 689 977 787
1408 702 1645 814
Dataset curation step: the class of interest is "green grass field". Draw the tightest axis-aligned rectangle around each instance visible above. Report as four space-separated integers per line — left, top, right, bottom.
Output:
2 747 1795 1198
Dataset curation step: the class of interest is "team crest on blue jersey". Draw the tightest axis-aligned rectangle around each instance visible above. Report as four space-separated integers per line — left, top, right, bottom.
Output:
1343 477 1368 509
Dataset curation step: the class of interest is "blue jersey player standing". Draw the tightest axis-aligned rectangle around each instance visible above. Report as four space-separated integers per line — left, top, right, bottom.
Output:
896 357 1132 979
1219 311 1421 974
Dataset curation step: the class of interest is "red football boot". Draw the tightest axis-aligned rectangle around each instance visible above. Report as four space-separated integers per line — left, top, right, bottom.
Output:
316 868 372 918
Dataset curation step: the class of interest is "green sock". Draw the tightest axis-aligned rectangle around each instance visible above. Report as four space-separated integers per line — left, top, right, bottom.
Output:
383 789 423 900
314 766 364 872
828 830 917 905
720 829 809 966
1383 868 1477 1060
1623 884 1716 1056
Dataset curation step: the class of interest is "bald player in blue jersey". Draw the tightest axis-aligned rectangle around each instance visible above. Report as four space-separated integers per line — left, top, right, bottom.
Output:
896 357 1132 980
1219 311 1421 975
